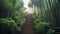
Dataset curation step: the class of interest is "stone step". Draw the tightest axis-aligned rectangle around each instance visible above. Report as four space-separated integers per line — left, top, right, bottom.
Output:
22 28 34 30
24 25 34 26
22 28 35 31
54 27 60 32
23 25 34 27
22 27 34 29
23 24 34 26
55 32 60 34
25 23 34 25
22 31 35 34
54 27 60 29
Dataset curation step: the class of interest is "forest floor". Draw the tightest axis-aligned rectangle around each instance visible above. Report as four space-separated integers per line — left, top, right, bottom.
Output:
21 14 36 34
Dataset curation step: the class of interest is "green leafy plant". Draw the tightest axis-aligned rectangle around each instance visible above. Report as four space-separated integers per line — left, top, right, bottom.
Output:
0 18 18 34
35 22 55 34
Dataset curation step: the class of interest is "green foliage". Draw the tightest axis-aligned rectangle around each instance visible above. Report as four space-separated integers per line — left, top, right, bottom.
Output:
13 11 25 27
35 22 50 28
47 29 55 34
29 0 59 34
0 18 18 34
35 22 54 34
32 12 37 20
0 0 24 18
0 0 25 26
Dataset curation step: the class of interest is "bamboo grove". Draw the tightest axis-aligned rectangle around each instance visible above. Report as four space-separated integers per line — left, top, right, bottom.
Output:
29 0 60 34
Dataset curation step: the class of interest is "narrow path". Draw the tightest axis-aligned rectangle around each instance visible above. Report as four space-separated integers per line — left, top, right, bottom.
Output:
54 27 60 34
21 14 36 34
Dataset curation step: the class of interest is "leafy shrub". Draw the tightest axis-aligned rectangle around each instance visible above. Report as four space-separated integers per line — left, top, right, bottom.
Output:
12 11 25 27
47 29 55 34
35 22 55 34
0 18 18 34
12 15 25 27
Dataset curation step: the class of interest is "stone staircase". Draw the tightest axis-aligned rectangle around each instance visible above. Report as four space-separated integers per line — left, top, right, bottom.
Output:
54 27 60 34
21 14 36 34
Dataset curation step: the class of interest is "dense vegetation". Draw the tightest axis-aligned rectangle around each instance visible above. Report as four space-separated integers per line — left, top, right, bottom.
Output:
0 18 18 34
29 0 60 34
0 0 25 34
0 0 60 34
